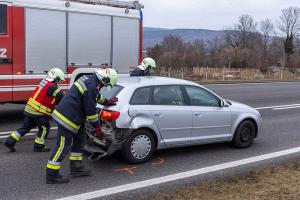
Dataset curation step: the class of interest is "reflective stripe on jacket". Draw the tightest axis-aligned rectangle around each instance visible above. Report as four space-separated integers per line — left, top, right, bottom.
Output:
52 74 100 133
25 79 62 116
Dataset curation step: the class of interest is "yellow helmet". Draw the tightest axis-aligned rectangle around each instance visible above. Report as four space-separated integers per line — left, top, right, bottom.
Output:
138 57 156 70
95 68 118 87
46 68 65 82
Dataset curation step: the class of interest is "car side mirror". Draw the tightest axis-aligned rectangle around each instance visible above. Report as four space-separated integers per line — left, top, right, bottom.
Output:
220 100 229 107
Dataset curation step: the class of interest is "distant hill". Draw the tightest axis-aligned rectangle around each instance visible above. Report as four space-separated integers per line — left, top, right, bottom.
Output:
143 27 225 49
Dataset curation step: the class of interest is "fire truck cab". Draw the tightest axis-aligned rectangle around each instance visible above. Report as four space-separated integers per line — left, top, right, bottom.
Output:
0 0 143 103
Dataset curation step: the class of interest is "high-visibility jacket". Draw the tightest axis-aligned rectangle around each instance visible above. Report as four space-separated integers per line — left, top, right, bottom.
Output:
25 79 64 117
52 74 103 133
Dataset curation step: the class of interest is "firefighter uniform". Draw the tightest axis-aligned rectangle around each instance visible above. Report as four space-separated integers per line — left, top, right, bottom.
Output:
130 57 156 77
4 79 64 152
130 67 151 76
46 74 102 183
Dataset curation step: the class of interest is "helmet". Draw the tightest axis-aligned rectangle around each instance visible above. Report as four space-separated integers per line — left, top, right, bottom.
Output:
138 57 156 70
46 68 65 82
95 68 118 87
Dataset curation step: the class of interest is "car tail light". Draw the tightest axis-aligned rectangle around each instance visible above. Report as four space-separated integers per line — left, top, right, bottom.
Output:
101 110 120 122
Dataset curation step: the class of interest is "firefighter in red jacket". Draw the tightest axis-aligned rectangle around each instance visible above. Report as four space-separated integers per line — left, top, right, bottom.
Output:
46 68 118 184
4 68 65 152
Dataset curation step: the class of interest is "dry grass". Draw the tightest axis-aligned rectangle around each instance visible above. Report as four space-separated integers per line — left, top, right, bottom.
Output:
157 67 299 81
141 160 300 200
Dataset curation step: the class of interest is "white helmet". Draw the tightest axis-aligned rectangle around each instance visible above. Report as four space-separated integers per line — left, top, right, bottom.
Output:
138 57 157 70
46 68 65 82
95 68 118 87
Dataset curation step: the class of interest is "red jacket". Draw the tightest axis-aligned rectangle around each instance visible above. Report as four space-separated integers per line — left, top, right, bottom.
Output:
25 79 63 116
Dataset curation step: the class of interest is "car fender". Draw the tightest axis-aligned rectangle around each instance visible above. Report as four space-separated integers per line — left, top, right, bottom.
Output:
231 112 261 139
129 115 166 149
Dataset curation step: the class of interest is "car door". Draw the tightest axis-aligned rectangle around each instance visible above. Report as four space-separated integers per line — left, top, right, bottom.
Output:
184 85 232 144
150 85 192 146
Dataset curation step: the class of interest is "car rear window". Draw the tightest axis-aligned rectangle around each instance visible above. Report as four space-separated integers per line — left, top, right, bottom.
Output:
100 85 123 99
130 87 151 105
0 4 7 35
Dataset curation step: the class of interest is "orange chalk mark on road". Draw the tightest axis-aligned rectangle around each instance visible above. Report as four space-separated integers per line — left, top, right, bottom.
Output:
114 167 137 175
152 157 165 166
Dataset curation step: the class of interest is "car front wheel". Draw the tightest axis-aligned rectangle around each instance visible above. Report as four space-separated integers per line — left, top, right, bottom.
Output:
122 129 155 164
232 120 256 148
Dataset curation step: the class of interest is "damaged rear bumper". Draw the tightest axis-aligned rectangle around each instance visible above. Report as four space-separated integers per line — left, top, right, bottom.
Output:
84 123 131 160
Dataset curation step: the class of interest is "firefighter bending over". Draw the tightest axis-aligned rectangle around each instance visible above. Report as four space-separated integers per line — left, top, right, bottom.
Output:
4 68 65 152
130 57 156 76
46 68 118 184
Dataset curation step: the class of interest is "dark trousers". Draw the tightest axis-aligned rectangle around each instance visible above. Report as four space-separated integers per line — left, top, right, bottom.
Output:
47 124 84 171
10 115 50 147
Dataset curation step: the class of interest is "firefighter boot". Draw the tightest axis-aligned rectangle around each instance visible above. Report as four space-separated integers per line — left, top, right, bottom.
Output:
33 143 51 152
4 136 17 152
46 169 69 184
70 161 91 177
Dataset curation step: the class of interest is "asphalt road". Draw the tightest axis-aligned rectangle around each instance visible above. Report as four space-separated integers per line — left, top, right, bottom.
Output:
1 81 300 200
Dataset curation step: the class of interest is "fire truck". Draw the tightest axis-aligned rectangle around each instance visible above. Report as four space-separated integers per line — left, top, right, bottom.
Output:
0 0 143 103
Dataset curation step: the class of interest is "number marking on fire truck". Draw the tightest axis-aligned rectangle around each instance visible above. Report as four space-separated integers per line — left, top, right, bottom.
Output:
0 48 7 58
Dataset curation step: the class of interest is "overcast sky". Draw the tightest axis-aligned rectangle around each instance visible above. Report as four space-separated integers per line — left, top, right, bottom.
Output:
139 0 300 30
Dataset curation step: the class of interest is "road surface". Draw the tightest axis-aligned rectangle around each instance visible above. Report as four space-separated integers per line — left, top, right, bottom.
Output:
1 81 300 200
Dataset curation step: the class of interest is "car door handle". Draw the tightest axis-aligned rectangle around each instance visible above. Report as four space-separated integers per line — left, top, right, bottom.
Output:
194 113 202 117
154 113 162 117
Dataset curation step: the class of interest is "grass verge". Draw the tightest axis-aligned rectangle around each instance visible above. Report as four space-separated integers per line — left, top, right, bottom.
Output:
141 160 300 200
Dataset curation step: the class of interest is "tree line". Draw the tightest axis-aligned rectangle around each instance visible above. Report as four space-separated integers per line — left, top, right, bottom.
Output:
147 7 300 73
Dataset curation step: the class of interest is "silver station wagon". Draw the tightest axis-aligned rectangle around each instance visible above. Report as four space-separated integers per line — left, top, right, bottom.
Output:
85 76 262 163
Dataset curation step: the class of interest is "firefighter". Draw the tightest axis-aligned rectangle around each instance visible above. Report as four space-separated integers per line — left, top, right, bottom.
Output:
46 68 118 184
4 68 65 152
130 57 157 76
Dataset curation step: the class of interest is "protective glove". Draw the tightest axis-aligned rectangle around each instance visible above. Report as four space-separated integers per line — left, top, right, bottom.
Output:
104 97 118 106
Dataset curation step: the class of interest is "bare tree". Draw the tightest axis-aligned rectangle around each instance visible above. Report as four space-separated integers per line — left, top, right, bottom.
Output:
278 7 300 66
235 14 258 49
159 34 184 70
260 19 275 64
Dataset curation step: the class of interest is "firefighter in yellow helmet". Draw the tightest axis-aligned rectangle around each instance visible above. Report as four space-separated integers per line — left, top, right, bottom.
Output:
4 68 65 152
130 57 156 76
46 68 118 184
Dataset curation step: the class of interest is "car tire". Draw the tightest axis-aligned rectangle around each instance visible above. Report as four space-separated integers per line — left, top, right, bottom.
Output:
121 129 155 164
232 120 256 148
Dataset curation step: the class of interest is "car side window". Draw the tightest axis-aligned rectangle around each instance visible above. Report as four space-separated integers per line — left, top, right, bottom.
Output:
185 86 220 107
130 87 151 105
153 85 185 105
0 4 7 35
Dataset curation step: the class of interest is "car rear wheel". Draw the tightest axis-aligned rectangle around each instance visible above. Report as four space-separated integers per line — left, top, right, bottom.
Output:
232 120 255 148
122 129 155 164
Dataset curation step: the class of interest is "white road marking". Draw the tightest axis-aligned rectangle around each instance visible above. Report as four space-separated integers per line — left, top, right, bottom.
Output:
0 127 58 136
55 146 300 200
273 105 300 110
255 103 300 110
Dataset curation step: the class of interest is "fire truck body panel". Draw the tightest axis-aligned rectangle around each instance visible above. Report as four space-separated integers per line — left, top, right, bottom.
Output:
0 0 142 103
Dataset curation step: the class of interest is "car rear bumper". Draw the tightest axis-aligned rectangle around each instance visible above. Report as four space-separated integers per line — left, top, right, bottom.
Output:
85 123 132 160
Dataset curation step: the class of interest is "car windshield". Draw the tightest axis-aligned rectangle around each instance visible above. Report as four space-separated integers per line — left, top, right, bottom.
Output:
100 85 123 99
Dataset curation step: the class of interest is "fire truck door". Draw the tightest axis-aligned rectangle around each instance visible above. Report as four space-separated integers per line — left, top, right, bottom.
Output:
0 2 13 102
